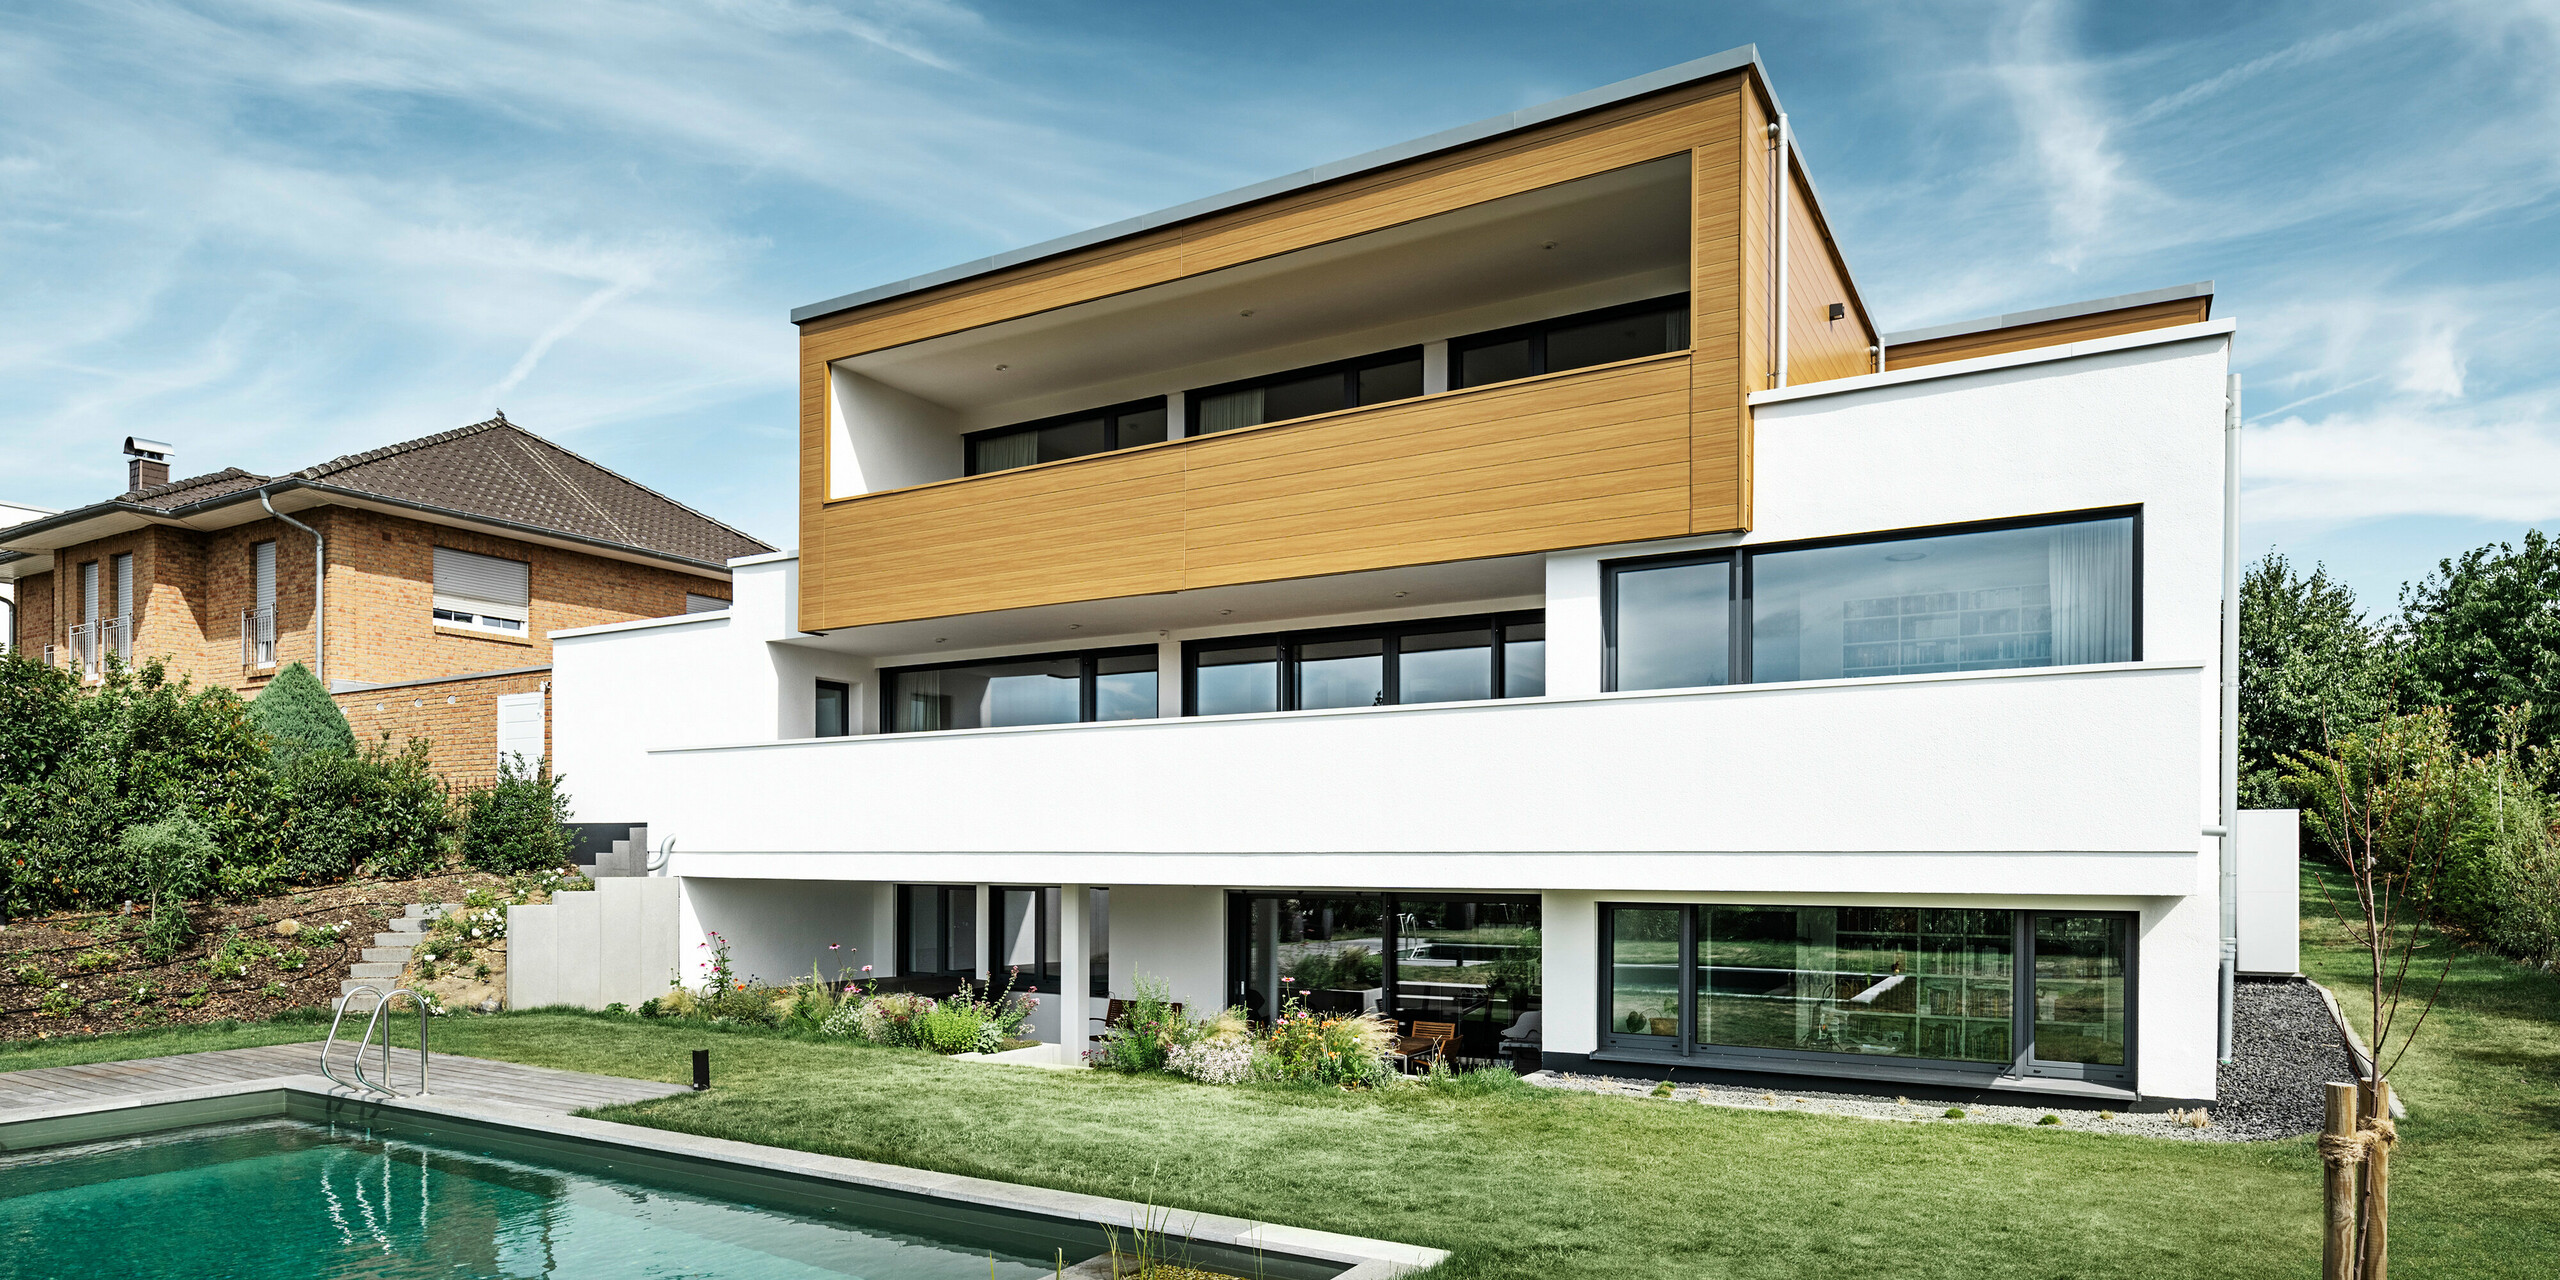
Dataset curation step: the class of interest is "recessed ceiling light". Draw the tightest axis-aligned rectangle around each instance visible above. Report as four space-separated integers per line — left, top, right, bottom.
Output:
1541 240 1558 250
1393 591 1408 598
1885 552 1926 562
994 363 1009 371
1238 309 1255 317
934 637 948 643
1219 609 1233 616
1068 623 1082 630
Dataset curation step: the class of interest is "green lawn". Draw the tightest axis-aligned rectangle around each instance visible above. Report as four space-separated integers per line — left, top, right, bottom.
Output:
6 874 2554 1279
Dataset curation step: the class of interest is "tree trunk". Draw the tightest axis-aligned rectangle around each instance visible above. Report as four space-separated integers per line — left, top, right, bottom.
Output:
2360 1078 2394 1280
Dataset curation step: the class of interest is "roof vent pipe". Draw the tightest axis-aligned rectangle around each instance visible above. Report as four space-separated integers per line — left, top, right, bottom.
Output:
259 486 325 686
123 437 173 492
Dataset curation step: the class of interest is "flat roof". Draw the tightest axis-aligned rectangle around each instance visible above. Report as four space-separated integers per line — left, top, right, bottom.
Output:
1882 281 2214 347
791 46 1773 326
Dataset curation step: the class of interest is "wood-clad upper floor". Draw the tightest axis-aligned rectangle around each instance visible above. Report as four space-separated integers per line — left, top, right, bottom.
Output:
795 50 1877 633
1883 283 2214 371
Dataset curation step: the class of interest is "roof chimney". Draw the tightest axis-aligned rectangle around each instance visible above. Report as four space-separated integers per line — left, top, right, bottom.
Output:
124 437 172 492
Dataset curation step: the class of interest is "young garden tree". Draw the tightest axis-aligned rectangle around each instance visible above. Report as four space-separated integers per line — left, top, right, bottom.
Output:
250 661 355 764
2239 552 2395 807
123 813 215 962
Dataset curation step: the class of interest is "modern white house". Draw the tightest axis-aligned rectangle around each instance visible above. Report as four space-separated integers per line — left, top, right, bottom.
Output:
551 48 2291 1107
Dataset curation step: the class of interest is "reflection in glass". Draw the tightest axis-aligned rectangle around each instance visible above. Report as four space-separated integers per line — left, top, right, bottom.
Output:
902 885 977 976
1115 406 1168 447
2034 915 2128 1066
1262 370 1345 423
1693 906 2014 1063
891 657 1081 731
1503 622 1545 697
1396 898 1542 1047
1296 637 1384 709
813 680 849 737
1242 896 1387 1022
1611 908 1682 1037
1195 644 1279 715
1358 359 1424 405
1094 653 1158 720
1398 628 1491 704
1613 557 1731 690
1749 517 2133 681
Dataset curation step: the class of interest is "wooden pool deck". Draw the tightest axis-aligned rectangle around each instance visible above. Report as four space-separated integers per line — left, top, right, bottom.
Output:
0 1042 688 1118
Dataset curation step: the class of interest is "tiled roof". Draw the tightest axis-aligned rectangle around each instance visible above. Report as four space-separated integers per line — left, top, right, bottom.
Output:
121 467 274 510
291 415 771 565
33 416 772 568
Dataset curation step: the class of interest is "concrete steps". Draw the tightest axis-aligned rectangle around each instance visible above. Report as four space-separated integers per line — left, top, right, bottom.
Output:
337 902 460 999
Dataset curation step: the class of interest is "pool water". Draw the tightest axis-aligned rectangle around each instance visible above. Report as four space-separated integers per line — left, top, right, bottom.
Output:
0 1120 1061 1278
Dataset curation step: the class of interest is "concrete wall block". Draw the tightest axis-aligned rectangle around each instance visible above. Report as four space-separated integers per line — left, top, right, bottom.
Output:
507 904 558 1010
2238 809 2302 975
554 890 604 1009
597 878 646 1008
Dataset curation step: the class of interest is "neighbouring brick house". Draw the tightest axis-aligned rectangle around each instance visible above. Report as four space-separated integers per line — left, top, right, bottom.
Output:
0 417 772 787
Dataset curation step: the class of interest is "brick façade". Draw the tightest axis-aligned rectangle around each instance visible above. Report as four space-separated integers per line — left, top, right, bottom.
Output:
337 669 553 793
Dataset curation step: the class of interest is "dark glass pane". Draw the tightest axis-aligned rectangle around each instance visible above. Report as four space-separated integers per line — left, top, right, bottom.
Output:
972 429 1039 474
1610 908 1681 1037
2033 915 2128 1067
1261 369 1346 423
813 682 849 738
1749 516 2132 682
1297 637 1384 709
1396 628 1491 704
1503 621 1546 697
1546 304 1686 372
1613 558 1731 690
997 888 1041 976
944 888 976 974
1457 338 1532 388
1036 416 1108 463
1695 906 2013 1063
903 887 943 974
1356 358 1423 405
1195 644 1279 715
1094 652 1158 721
1243 895 1388 1022
892 657 1080 731
1114 405 1168 448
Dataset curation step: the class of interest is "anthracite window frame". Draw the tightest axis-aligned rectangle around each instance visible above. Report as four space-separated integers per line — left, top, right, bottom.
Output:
1448 293 1692 389
1181 610 1544 715
1601 506 2144 692
1596 902 2138 1088
813 679 851 738
963 397 1171 476
879 643 1159 733
1183 345 1426 435
896 884 980 978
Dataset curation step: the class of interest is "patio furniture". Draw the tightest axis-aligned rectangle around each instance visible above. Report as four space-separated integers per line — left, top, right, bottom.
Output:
1391 1020 1458 1074
1090 997 1182 1044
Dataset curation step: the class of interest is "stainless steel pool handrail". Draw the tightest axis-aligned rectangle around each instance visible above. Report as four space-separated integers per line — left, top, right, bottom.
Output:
352 987 430 1097
321 986 388 1092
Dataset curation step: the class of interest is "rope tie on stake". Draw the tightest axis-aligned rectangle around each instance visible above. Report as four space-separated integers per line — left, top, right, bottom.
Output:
2318 1115 2398 1167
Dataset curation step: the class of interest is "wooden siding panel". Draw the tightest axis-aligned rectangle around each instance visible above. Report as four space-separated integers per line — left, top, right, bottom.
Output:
1886 296 2212 369
1780 164 1875 385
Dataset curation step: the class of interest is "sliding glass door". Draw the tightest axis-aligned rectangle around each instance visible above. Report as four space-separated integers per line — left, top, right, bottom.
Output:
1230 893 1541 1062
1601 904 2132 1085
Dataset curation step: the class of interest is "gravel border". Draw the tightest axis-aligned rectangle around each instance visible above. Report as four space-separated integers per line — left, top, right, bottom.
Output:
1525 977 2356 1143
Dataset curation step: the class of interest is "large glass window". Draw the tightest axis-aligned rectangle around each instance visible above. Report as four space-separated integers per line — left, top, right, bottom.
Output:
884 646 1157 733
899 885 977 977
1451 294 1690 389
1608 511 2138 692
965 399 1170 475
1189 347 1425 435
1232 893 1540 1063
1186 612 1542 715
1602 904 2131 1083
813 679 850 738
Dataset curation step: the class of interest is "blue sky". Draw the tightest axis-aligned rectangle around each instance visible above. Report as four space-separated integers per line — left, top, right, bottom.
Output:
4 0 2554 618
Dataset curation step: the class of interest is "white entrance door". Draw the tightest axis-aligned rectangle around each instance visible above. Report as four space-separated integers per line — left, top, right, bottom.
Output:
495 691 546 775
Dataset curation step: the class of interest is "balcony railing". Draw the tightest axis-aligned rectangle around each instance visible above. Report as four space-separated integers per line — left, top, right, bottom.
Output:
240 608 276 669
100 616 130 666
65 622 98 679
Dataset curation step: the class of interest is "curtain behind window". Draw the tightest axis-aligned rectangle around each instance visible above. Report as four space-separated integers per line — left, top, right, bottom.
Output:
2048 520 2133 665
1196 388 1264 434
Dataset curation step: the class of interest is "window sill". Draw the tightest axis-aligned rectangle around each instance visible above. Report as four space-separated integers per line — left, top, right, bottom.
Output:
436 625 535 647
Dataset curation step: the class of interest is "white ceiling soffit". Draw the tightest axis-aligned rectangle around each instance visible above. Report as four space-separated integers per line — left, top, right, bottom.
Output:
792 553 1547 659
844 155 1692 414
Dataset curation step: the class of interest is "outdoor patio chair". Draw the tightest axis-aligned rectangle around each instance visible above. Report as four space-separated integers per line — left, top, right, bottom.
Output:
1392 1020 1458 1073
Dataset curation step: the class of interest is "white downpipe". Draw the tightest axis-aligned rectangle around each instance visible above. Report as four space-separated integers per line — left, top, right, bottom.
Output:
260 487 325 685
2217 373 2242 1064
1771 113 1792 389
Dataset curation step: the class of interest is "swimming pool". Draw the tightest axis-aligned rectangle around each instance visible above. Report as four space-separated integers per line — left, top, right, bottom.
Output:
0 1116 1073 1279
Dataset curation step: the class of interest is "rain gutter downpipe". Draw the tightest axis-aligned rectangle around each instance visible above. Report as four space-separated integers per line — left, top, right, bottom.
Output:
260 486 324 686
2216 374 2243 1064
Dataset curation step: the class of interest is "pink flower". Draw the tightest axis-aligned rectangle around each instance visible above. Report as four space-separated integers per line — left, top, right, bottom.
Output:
861 964 874 972
1282 977 1294 984
829 943 841 951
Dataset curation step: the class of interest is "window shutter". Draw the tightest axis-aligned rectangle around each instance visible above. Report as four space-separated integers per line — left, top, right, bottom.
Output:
112 553 133 620
432 547 531 622
254 541 277 614
684 592 729 614
81 561 99 624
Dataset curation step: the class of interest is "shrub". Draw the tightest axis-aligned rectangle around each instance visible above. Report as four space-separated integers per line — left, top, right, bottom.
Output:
1944 1108 1966 1119
267 738 451 886
249 663 354 764
1165 1031 1253 1085
825 991 935 1045
914 1003 991 1054
124 814 215 963
1253 997 1396 1088
458 758 572 873
1091 975 1189 1074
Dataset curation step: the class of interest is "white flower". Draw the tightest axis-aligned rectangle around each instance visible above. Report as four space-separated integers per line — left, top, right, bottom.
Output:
422 953 438 962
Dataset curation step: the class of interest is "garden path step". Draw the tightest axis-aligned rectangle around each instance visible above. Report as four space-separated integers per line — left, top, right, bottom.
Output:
359 947 417 963
370 930 427 948
347 961 404 979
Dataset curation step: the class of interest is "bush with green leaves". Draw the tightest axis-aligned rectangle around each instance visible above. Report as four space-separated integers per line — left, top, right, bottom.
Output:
261 737 451 888
123 813 215 963
249 662 355 763
458 758 573 873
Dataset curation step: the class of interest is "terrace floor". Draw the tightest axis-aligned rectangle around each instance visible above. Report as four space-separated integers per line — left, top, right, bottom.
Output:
0 1042 686 1118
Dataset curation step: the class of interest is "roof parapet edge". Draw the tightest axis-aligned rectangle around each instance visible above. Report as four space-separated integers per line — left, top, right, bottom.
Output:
1882 281 2215 347
789 45 1766 326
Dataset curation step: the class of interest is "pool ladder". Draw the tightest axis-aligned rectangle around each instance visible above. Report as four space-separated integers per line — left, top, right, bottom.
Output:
322 985 431 1097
